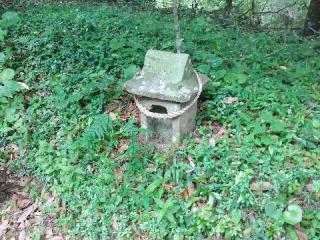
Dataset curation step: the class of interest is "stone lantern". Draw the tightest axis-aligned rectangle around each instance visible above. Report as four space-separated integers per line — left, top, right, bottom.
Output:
125 50 208 148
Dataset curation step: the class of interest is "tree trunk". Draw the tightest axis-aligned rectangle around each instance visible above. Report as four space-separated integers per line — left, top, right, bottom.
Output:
225 0 233 15
303 0 320 36
173 0 182 53
251 0 255 23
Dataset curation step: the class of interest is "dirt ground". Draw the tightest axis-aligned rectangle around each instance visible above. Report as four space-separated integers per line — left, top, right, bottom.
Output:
0 172 67 240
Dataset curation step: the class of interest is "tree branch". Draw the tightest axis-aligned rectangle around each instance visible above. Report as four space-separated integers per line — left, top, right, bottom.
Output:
173 0 182 53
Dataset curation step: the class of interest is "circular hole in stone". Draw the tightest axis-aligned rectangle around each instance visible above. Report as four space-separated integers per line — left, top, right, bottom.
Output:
149 105 167 114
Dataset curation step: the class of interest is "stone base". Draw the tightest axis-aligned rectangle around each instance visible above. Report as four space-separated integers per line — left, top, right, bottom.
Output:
139 97 197 150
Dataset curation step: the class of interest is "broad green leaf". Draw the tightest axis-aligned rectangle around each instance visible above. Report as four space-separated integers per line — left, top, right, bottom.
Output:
146 178 163 194
252 123 266 135
312 119 320 129
17 82 29 90
231 209 242 224
0 28 5 41
166 213 176 223
265 203 281 220
212 40 220 53
157 209 165 222
261 135 273 146
0 80 22 97
260 112 273 123
271 120 285 133
0 126 12 133
5 106 18 123
0 52 5 62
197 64 210 74
237 73 248 84
225 72 248 84
110 38 124 50
283 204 303 225
207 54 222 67
0 68 15 82
124 65 139 80
212 69 226 80
1 11 20 28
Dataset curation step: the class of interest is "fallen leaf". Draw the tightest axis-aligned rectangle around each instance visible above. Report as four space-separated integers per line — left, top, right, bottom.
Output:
19 221 26 230
17 204 35 223
164 184 175 191
196 201 207 208
145 164 157 173
114 166 124 179
188 182 195 193
109 112 117 121
295 228 307 240
216 127 226 138
117 144 128 153
243 228 252 235
183 183 195 200
33 207 41 214
23 220 31 228
280 66 288 70
45 197 55 206
306 182 313 192
111 214 119 231
211 235 217 240
186 156 195 173
208 137 216 147
0 219 10 236
225 97 238 104
46 228 53 238
19 230 26 240
34 215 42 225
17 192 29 199
49 237 64 240
250 181 272 191
17 198 32 209
6 143 19 159
183 189 189 200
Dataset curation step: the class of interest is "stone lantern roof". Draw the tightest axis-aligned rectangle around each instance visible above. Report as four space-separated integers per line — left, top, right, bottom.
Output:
124 50 199 103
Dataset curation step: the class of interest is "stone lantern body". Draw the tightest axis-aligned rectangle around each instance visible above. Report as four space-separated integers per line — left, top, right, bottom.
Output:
125 50 207 147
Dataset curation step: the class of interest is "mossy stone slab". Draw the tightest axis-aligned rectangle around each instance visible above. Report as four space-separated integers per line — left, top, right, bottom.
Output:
125 50 199 103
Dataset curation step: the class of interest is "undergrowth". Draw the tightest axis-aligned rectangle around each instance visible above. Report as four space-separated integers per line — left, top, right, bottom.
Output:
1 3 319 239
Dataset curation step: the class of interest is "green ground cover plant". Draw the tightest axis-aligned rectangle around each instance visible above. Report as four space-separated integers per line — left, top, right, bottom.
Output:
1 3 319 239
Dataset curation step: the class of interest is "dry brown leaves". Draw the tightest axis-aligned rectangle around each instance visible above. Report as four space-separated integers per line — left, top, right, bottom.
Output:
250 181 273 192
111 214 119 232
0 175 67 240
224 96 239 104
183 183 195 200
104 96 139 123
104 97 140 162
295 228 308 240
145 163 157 174
120 100 139 122
193 121 226 146
108 112 117 121
109 138 130 163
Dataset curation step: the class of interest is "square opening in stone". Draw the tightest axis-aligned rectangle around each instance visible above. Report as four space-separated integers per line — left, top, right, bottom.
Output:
146 105 172 143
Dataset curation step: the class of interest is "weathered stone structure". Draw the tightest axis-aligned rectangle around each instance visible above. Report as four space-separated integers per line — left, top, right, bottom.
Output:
125 50 208 147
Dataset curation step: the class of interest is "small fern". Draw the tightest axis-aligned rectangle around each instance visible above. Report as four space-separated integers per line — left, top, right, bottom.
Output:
84 114 112 139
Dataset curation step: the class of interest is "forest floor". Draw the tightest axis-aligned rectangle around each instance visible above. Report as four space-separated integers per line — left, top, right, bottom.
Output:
0 3 319 240
0 173 67 240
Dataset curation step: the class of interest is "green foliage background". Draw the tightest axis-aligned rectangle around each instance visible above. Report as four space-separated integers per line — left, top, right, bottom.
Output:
1 3 319 239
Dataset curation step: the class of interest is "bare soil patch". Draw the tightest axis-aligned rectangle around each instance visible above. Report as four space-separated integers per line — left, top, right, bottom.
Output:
0 173 67 240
